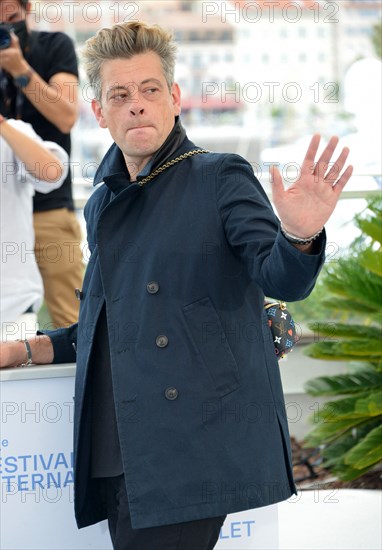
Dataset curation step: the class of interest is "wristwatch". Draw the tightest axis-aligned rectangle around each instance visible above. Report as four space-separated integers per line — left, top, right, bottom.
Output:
14 68 33 89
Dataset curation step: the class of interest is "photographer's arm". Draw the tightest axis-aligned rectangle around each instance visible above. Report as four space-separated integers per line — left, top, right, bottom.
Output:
0 115 64 182
0 34 78 134
17 68 78 134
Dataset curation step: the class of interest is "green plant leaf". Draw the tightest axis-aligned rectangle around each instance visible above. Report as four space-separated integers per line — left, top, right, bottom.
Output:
308 321 382 342
304 392 382 447
304 416 368 447
307 323 381 340
356 218 382 245
318 298 381 320
319 419 381 468
304 371 382 396
313 392 382 422
322 261 382 312
354 390 382 416
331 462 374 481
343 424 382 470
320 433 357 468
304 342 381 362
358 249 382 277
340 340 382 356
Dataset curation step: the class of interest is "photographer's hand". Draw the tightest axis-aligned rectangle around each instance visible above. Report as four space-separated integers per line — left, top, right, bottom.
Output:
0 32 29 77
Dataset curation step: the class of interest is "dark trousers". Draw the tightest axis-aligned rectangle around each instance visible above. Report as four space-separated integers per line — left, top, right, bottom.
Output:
98 475 226 550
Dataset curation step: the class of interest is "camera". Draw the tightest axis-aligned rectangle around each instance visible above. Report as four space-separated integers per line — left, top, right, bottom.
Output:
0 24 13 50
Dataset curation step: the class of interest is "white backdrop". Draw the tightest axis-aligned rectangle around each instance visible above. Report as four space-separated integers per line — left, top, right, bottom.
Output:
0 375 278 550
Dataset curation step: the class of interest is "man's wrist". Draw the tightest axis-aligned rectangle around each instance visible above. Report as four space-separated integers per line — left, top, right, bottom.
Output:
292 241 315 253
15 340 33 367
4 340 30 368
280 223 324 245
7 335 53 368
13 67 34 89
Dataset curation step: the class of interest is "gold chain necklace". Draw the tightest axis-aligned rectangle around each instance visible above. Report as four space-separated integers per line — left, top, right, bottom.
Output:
138 149 210 187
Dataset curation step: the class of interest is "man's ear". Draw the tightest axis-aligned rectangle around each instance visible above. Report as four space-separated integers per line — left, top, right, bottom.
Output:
91 99 108 129
171 83 181 116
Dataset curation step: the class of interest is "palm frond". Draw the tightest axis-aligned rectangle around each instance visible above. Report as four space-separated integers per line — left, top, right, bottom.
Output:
304 371 382 396
344 424 382 470
303 197 382 479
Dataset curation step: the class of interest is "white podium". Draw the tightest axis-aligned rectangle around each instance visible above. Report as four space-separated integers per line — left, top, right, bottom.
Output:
1 365 278 550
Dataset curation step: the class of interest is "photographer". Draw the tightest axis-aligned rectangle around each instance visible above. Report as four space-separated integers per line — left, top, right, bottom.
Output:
0 114 68 339
0 0 83 327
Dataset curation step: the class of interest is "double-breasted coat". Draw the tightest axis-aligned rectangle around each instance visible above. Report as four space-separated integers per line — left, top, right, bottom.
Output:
48 120 326 529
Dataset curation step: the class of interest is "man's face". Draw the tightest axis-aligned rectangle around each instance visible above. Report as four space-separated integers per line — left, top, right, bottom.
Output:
92 51 181 174
0 0 26 23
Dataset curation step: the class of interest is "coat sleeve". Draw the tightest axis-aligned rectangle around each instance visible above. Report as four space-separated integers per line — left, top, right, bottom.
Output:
215 153 326 301
38 323 78 364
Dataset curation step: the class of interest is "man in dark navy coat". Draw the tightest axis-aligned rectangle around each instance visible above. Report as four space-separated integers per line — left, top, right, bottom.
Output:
1 21 353 550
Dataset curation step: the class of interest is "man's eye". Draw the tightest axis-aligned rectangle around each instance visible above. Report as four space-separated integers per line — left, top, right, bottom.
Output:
111 93 129 102
144 88 159 95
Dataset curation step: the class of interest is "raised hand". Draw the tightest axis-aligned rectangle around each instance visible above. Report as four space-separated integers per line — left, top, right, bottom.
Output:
270 134 353 239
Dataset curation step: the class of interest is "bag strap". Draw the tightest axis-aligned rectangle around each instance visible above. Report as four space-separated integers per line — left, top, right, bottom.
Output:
138 149 210 187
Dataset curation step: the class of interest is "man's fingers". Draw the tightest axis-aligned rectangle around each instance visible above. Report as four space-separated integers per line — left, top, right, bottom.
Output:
317 136 339 165
10 32 20 47
303 135 346 178
333 164 354 194
269 165 283 187
325 147 350 183
313 136 340 177
269 166 284 202
302 134 321 173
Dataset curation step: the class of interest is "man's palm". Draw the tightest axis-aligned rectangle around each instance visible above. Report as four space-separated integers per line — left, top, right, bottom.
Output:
271 135 353 238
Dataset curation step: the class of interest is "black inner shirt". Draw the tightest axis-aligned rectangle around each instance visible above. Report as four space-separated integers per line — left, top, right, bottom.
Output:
90 304 124 478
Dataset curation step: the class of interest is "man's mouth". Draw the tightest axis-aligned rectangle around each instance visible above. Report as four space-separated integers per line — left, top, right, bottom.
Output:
128 125 151 131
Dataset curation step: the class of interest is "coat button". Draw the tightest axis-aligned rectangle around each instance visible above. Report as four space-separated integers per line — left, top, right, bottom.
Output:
147 281 159 294
74 288 83 301
156 335 169 348
165 387 178 400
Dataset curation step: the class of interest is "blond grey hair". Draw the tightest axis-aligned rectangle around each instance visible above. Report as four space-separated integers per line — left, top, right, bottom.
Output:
82 21 177 101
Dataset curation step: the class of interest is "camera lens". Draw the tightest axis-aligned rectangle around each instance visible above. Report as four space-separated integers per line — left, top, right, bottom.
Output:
0 26 12 50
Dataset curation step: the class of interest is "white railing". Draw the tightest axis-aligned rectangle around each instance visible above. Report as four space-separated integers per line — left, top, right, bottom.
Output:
72 175 381 210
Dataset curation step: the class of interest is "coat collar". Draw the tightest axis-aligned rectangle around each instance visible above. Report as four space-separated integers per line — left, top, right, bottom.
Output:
93 116 187 187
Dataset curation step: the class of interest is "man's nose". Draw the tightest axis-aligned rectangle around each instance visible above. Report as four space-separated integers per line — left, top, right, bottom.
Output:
129 104 144 116
129 90 145 116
